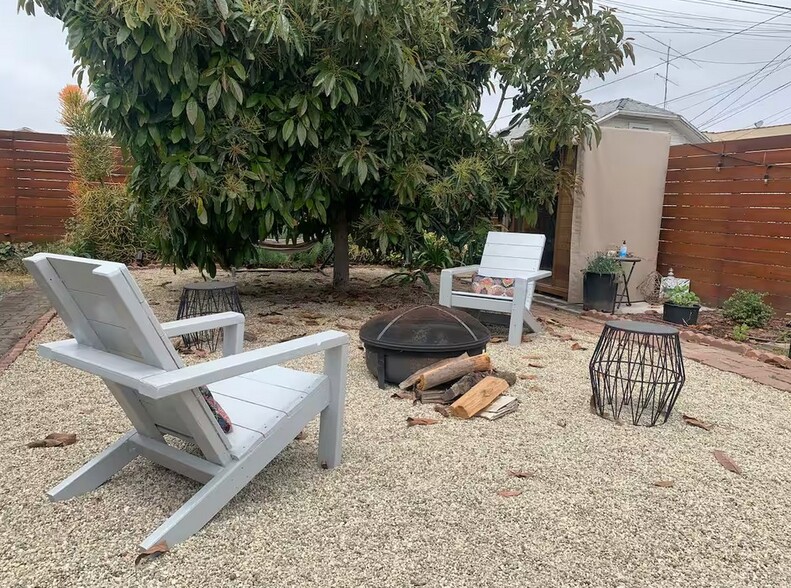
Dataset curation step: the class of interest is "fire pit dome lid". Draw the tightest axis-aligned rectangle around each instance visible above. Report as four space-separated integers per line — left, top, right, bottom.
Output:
359 305 491 352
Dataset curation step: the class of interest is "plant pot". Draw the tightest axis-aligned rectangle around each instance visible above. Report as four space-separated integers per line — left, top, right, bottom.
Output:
663 302 700 325
583 272 619 312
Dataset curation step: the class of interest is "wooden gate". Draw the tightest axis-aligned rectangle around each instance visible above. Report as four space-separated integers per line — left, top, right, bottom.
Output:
661 136 791 312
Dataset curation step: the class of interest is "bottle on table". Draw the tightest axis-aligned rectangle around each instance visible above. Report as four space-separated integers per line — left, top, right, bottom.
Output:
618 240 628 258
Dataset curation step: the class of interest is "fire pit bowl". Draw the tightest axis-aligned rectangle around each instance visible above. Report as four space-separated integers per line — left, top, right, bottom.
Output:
359 305 491 388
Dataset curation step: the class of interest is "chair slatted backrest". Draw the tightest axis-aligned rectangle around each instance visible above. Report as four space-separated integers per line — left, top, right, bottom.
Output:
479 232 546 307
25 254 232 464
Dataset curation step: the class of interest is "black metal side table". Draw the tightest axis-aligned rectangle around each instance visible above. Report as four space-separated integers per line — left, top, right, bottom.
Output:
589 321 685 426
614 256 641 311
176 282 244 351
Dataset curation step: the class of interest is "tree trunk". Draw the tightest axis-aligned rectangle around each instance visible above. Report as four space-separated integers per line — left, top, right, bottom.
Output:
331 208 350 290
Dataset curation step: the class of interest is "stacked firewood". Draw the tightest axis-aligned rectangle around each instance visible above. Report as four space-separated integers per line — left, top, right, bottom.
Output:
398 353 519 420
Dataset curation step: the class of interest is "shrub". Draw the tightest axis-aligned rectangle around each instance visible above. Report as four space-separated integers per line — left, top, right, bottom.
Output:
585 253 620 275
415 232 457 271
731 324 750 342
666 285 700 307
722 290 774 328
0 241 74 273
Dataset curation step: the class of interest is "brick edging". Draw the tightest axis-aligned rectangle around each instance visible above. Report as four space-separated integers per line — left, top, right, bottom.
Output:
580 310 791 370
0 309 56 372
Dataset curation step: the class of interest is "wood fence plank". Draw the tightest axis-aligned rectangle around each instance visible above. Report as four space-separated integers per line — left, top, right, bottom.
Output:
661 217 791 237
658 241 788 267
666 166 791 182
659 229 791 253
662 206 791 223
665 181 791 197
663 193 791 207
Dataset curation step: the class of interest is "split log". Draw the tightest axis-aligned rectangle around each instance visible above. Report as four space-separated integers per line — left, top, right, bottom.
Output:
449 376 509 419
416 354 491 391
444 370 516 403
399 353 469 390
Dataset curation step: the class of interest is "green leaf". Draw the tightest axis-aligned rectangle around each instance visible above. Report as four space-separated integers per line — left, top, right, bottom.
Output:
207 80 221 110
172 100 186 117
186 98 198 124
231 61 246 80
207 27 224 46
197 199 208 224
282 119 294 142
168 165 183 188
228 78 243 104
296 122 307 146
344 79 358 105
194 107 206 136
140 35 155 54
357 159 368 184
116 26 131 45
184 62 198 91
285 175 295 198
214 0 229 19
148 125 161 145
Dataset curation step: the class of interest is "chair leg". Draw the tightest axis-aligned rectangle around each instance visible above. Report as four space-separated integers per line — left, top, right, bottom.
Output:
523 309 542 334
319 345 348 469
508 279 529 346
47 431 138 501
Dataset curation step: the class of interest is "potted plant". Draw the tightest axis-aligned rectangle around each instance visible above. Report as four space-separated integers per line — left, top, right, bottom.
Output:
583 253 621 312
663 285 701 325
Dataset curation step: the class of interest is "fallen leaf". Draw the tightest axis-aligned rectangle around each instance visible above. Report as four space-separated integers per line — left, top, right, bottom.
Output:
497 489 522 497
243 331 258 342
357 344 365 350
571 342 588 351
299 311 323 320
406 417 439 427
556 419 567 428
490 336 506 344
682 414 713 431
530 385 544 392
257 311 283 317
157 281 172 288
528 363 544 368
391 390 414 401
278 331 307 343
434 405 450 417
524 354 543 360
193 349 208 358
653 480 674 488
302 319 320 326
295 430 307 440
134 542 168 565
411 580 428 587
519 374 538 380
559 334 577 342
713 450 742 475
27 433 77 448
508 470 535 478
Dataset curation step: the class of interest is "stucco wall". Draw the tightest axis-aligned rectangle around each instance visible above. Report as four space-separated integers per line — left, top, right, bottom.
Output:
568 127 670 304
601 115 692 146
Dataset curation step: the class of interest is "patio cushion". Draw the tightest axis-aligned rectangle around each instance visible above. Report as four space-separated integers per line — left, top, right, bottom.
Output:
200 387 232 433
471 273 515 297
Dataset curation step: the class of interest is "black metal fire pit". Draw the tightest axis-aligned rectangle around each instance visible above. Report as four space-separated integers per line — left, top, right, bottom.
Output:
359 305 491 389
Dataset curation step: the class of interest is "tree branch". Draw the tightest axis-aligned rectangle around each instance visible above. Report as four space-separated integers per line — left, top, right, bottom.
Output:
486 83 510 133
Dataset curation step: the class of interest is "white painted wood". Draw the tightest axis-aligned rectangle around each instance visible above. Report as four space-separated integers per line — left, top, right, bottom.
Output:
319 344 348 469
139 331 349 398
129 434 223 484
47 432 139 501
26 253 351 549
437 232 551 346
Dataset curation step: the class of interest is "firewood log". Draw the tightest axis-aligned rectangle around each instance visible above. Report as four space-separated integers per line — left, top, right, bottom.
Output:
416 354 491 391
399 353 469 390
449 376 509 419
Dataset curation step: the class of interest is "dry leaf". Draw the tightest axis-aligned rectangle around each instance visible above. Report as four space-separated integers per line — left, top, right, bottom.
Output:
302 319 320 326
243 331 258 342
193 349 208 358
294 430 308 440
391 390 414 401
157 281 172 288
713 450 742 475
524 354 543 360
519 374 538 380
508 470 535 479
528 363 544 368
27 433 77 448
653 480 674 488
559 334 576 342
406 417 439 427
571 342 588 351
682 414 713 431
556 419 567 428
278 331 307 343
434 405 450 418
299 311 323 320
134 542 168 565
490 336 506 344
497 489 522 497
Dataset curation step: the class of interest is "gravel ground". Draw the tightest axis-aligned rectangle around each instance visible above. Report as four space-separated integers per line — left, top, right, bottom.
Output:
1 266 790 588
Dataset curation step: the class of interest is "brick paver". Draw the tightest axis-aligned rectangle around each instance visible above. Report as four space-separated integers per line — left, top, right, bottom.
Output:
533 304 791 393
0 285 52 361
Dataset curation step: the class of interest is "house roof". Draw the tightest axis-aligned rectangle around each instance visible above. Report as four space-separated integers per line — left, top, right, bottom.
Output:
705 123 791 142
498 98 708 143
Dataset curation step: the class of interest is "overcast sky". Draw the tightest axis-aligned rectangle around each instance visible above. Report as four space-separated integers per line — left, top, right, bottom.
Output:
4 0 791 135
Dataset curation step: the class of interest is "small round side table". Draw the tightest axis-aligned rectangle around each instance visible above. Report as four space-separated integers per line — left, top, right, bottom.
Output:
176 282 244 351
589 321 685 426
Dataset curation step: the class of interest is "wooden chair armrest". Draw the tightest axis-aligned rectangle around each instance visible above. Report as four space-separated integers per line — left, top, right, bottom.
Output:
138 330 350 399
440 265 481 277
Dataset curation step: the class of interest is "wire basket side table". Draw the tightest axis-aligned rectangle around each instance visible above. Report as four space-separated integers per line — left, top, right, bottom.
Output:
176 282 244 351
589 321 685 426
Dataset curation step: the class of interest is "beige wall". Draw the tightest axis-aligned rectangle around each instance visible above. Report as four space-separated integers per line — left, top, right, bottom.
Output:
602 115 692 146
568 126 670 303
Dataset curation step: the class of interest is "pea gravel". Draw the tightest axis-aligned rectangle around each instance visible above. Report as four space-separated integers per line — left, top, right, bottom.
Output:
0 267 789 588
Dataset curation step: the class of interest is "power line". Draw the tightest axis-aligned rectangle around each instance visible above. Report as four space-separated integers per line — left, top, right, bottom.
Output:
587 7 791 92
724 0 791 11
703 77 791 126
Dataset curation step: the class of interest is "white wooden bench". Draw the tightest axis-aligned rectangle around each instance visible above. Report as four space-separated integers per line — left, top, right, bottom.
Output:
24 253 349 551
439 232 551 346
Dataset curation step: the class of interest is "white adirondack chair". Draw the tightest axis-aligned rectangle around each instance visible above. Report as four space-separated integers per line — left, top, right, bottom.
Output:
24 253 349 550
439 232 551 346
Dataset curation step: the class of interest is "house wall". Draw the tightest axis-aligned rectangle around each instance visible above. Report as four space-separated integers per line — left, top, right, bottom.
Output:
568 127 671 304
601 115 692 146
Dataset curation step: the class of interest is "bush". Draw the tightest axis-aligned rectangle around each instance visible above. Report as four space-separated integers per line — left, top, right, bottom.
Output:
722 290 774 328
585 253 620 275
666 285 700 307
0 241 74 273
732 324 750 342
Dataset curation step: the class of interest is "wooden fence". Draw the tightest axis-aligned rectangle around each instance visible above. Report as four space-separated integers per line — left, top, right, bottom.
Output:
661 135 791 313
0 130 76 242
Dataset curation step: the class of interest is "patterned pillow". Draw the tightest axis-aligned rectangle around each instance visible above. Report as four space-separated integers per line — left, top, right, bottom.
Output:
200 386 232 433
471 273 515 297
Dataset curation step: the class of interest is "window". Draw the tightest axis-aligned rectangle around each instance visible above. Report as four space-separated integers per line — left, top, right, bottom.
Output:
628 122 653 131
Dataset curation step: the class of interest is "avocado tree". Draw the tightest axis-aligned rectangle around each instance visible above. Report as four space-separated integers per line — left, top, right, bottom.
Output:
20 0 632 288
